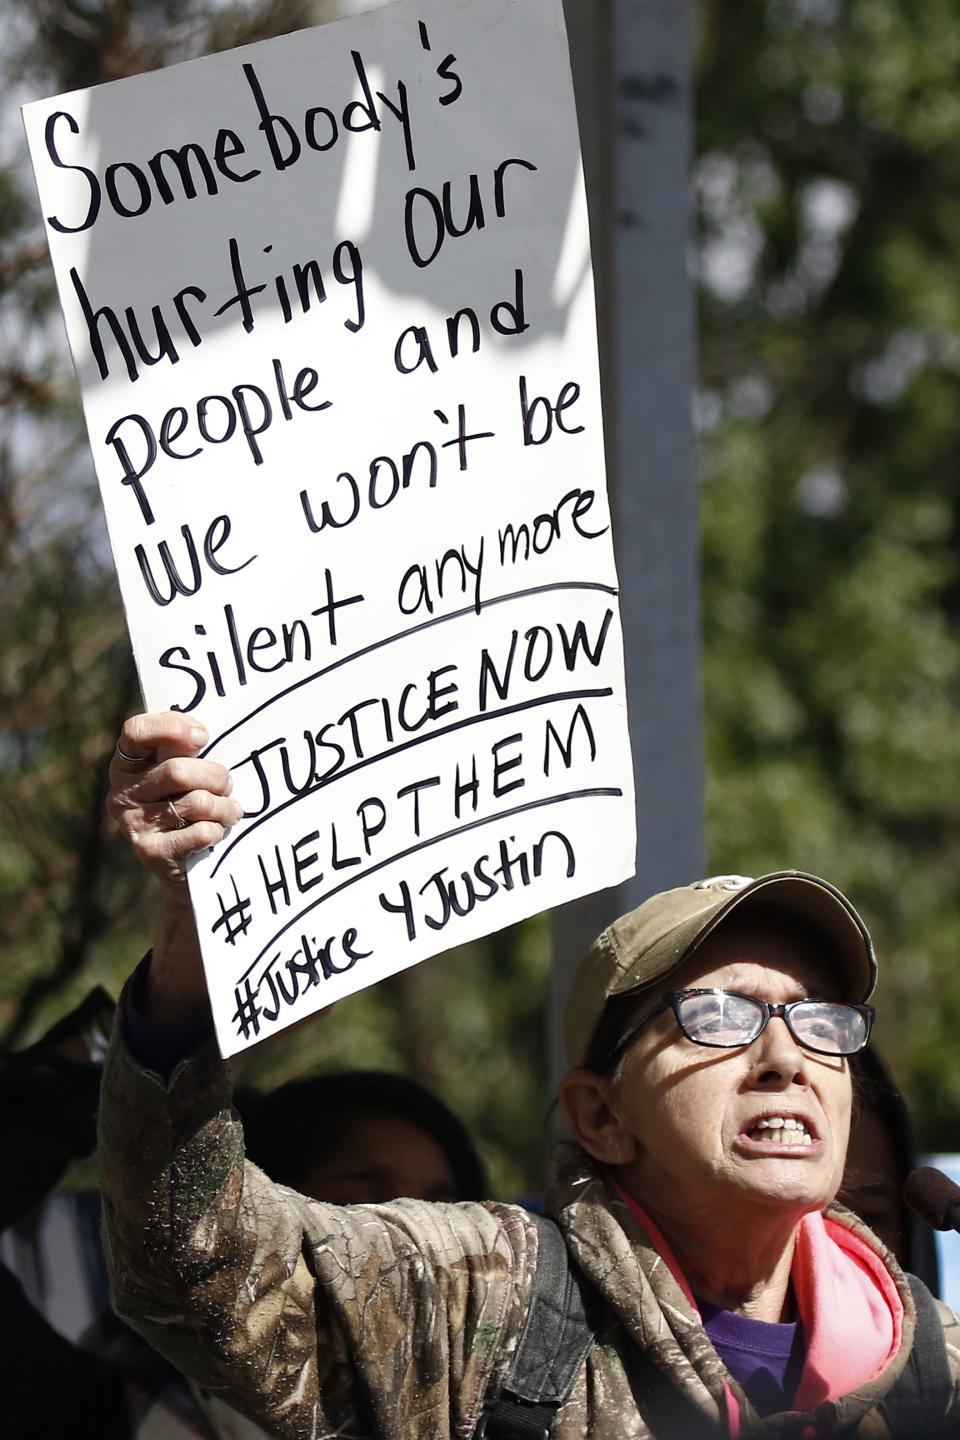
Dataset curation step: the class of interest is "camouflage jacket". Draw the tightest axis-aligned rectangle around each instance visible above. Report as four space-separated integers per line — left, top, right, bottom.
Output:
99 1028 960 1440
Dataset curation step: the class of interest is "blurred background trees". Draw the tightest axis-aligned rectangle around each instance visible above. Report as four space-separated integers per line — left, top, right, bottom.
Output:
696 0 960 1136
3 0 960 1190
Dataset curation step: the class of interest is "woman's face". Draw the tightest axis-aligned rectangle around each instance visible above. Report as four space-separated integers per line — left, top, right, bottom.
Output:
610 917 854 1226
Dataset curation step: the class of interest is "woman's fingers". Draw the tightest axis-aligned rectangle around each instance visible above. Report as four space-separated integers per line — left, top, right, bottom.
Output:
110 710 209 780
107 712 243 886
126 800 242 886
136 790 244 835
119 754 235 805
110 786 244 885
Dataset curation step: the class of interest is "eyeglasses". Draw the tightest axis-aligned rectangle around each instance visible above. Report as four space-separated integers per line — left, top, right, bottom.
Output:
608 988 874 1066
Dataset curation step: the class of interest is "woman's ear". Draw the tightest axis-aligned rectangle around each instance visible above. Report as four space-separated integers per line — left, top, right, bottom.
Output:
557 1068 639 1166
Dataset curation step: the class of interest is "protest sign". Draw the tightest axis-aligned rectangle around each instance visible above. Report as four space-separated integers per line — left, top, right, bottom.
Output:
23 0 636 1055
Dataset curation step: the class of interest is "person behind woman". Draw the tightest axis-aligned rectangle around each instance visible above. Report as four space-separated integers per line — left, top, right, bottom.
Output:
238 1069 486 1205
840 1043 941 1293
98 711 960 1437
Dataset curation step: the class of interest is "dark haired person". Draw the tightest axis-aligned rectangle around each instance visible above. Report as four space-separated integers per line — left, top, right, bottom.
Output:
98 710 960 1437
238 1069 485 1205
841 1044 941 1293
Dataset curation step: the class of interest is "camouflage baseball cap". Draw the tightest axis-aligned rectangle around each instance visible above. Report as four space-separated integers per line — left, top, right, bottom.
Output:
564 870 878 1068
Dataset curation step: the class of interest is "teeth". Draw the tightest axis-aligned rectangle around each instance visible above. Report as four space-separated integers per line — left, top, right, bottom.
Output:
753 1117 812 1146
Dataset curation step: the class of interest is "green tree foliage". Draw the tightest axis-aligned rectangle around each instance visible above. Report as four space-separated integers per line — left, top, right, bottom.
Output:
695 0 960 1144
0 0 550 1198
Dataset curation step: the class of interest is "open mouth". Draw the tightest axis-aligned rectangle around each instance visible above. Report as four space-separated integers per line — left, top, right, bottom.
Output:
744 1116 814 1147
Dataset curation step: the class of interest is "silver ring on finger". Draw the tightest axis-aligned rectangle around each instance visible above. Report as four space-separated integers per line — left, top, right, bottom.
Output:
167 799 190 830
115 742 148 766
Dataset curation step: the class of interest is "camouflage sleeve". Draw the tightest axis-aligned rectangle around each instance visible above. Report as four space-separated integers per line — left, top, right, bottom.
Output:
98 1023 535 1440
935 1298 960 1409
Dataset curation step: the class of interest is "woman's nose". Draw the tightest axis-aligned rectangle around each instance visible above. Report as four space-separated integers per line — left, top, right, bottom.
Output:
749 1014 810 1085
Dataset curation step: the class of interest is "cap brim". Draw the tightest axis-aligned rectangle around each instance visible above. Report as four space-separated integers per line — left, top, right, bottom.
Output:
610 870 877 1006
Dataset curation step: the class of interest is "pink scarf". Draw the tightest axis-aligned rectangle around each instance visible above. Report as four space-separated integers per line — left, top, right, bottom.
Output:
612 1181 903 1429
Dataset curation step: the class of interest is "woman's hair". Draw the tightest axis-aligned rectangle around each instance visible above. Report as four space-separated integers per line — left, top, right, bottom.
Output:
236 1070 487 1201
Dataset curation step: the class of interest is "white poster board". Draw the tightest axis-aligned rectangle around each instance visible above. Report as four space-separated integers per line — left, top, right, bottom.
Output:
23 0 636 1055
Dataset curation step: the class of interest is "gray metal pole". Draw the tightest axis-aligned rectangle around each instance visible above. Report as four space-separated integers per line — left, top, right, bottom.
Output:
550 0 702 1080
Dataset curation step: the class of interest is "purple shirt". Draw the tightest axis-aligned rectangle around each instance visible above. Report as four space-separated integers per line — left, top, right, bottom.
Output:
698 1298 805 1417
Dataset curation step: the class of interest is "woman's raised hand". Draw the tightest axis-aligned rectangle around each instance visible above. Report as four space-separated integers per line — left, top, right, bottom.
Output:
107 712 245 1022
107 711 244 892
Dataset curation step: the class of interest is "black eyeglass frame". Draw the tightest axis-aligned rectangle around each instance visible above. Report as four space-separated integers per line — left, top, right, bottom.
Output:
606 987 875 1069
